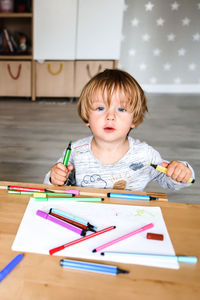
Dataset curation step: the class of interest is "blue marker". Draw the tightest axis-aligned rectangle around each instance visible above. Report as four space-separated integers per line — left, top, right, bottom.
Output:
60 259 129 275
107 193 158 201
0 253 23 282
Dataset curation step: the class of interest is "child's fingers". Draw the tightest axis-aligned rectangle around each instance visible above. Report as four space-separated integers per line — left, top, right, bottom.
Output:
167 161 192 183
162 162 169 168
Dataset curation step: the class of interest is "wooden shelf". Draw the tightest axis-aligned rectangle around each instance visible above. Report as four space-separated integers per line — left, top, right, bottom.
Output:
0 13 32 18
0 55 32 60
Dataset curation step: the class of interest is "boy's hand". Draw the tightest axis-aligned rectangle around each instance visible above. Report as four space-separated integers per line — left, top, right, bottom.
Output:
162 161 192 183
50 162 73 186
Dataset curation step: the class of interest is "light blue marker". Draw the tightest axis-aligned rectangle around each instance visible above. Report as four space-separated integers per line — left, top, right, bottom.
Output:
101 252 198 264
107 193 158 201
0 253 23 282
50 208 97 230
60 259 129 275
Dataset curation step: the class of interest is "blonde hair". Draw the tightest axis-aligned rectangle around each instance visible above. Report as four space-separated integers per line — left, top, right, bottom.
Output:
77 69 148 127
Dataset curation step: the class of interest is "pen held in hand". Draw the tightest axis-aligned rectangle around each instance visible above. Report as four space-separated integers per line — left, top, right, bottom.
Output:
148 163 195 184
63 141 72 166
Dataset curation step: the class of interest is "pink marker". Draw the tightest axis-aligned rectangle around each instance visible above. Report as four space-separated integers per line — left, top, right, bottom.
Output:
92 223 154 253
66 189 79 196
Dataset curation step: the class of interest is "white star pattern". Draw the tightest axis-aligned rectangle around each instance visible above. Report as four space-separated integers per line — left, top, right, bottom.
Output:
131 18 139 27
119 1 199 86
167 33 176 41
123 2 128 11
128 49 136 56
142 33 151 41
139 63 147 70
153 48 161 56
174 77 182 84
193 33 200 41
171 2 180 11
178 48 186 56
145 2 154 11
182 17 191 26
149 77 157 84
163 63 171 71
188 63 196 71
156 18 165 26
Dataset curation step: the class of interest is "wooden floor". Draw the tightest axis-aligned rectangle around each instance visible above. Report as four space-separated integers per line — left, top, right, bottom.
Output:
0 94 199 203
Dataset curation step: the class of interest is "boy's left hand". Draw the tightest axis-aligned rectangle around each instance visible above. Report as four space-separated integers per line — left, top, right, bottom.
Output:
162 161 192 183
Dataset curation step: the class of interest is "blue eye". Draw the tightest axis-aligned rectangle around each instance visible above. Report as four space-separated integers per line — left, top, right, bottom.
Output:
118 107 126 112
96 107 105 111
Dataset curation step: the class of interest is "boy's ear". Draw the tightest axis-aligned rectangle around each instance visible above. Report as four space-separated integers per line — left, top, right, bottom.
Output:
85 122 90 127
130 122 135 129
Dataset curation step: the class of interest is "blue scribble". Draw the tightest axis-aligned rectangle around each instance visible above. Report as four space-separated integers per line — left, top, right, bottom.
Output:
129 162 144 171
81 174 107 188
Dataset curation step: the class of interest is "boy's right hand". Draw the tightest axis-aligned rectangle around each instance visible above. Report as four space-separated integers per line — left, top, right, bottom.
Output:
50 162 73 186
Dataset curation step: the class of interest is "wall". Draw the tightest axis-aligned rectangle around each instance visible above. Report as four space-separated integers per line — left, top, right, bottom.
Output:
119 0 200 93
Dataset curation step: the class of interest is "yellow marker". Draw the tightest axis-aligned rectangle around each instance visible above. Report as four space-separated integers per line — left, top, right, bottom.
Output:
33 192 47 198
148 163 195 184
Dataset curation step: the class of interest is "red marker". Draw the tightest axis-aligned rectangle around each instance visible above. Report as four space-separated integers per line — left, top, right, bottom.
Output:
49 225 116 255
8 185 52 193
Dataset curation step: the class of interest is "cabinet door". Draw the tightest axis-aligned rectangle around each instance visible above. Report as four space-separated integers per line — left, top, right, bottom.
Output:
0 61 31 97
34 0 77 60
74 60 114 97
36 61 74 97
76 0 124 59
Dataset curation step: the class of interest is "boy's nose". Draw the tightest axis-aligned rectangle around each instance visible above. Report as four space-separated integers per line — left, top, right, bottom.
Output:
106 111 115 120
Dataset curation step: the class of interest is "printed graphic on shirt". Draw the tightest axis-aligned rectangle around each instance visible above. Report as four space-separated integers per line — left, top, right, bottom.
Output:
129 162 144 171
81 174 107 188
113 180 127 190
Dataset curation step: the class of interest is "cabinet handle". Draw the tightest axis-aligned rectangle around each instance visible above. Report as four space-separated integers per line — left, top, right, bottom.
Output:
47 63 63 75
7 64 22 80
86 64 102 78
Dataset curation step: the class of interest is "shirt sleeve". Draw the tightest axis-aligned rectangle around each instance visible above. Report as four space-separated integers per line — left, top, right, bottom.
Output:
147 145 195 191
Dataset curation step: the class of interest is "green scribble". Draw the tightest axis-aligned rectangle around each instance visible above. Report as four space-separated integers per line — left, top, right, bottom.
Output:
134 209 155 217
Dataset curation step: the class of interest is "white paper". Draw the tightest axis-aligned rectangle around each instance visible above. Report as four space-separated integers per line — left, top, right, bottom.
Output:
12 198 179 269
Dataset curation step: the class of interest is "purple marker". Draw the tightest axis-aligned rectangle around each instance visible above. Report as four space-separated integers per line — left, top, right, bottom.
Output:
36 210 86 236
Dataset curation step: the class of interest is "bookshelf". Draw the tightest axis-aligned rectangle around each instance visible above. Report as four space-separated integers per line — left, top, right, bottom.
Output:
0 1 33 98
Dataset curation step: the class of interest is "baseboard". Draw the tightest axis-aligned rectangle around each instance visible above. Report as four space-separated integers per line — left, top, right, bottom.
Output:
142 84 200 94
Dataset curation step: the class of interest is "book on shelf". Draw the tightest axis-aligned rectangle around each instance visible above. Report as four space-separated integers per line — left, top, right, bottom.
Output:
3 28 14 53
0 28 30 55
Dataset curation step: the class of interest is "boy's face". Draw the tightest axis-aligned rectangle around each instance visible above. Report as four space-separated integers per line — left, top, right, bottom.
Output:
86 89 135 143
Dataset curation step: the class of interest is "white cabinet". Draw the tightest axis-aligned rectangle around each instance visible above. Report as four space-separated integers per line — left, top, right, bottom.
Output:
76 0 124 59
34 0 77 60
33 0 124 98
34 0 124 60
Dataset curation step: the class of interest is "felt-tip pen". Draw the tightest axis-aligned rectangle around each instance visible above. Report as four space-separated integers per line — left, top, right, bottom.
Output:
107 193 158 201
148 163 195 183
0 253 23 282
59 259 129 275
63 141 72 166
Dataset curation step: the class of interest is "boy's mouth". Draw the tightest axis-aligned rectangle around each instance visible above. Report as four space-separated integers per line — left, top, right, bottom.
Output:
104 127 115 132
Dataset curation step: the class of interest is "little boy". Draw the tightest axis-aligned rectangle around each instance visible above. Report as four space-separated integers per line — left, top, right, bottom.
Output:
44 69 194 191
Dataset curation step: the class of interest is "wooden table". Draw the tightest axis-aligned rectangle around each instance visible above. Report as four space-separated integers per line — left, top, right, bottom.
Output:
0 181 199 300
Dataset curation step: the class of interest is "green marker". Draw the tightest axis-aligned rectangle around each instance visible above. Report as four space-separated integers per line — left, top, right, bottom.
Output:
63 141 72 166
34 197 104 202
8 190 34 195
